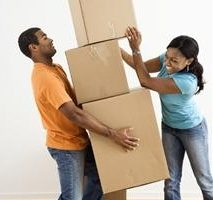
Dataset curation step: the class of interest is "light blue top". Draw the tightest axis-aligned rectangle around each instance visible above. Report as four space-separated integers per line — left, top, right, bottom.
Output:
157 54 203 129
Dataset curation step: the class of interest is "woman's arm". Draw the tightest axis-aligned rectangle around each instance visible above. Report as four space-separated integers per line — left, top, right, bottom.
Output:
120 48 134 68
121 48 161 73
125 27 180 94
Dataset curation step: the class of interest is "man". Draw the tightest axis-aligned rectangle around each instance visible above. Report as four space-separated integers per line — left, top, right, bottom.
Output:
18 27 140 200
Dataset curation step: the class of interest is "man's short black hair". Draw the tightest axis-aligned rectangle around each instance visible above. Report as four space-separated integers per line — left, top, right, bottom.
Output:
18 27 40 58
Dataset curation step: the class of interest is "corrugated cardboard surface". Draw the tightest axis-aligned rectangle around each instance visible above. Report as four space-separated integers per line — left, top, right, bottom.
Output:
68 0 137 46
67 0 88 46
83 88 169 193
65 40 129 104
104 190 126 200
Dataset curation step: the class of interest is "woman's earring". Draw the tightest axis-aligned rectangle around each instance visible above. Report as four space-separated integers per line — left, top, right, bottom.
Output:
186 65 189 72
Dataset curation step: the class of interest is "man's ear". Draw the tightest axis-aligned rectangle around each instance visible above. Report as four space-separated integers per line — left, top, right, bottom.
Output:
29 44 38 52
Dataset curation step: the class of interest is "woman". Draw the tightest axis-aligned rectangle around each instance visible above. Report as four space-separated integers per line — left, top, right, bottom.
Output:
121 26 213 200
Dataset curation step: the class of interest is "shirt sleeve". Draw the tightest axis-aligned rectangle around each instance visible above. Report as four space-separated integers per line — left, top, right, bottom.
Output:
172 73 198 95
40 73 72 109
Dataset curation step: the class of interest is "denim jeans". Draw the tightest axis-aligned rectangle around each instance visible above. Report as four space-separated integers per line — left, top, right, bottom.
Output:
82 145 103 200
48 145 103 200
162 119 213 200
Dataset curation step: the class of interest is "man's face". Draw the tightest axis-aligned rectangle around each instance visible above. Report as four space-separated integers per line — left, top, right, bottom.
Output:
34 30 56 58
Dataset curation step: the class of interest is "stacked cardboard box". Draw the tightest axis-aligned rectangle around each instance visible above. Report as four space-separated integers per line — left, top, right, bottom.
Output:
83 89 169 193
104 190 126 200
67 0 137 47
65 0 169 199
65 40 129 104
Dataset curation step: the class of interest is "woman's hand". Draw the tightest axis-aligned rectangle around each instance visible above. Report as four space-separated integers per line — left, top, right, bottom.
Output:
125 26 142 51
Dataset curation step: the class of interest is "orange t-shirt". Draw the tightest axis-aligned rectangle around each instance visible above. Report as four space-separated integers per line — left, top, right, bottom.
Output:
31 63 89 150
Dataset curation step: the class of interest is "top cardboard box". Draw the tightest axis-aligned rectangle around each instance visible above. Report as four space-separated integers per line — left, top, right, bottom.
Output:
68 0 137 46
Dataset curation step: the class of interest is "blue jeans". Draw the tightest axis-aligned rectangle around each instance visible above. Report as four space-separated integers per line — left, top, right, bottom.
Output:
48 145 103 200
162 119 213 200
83 145 103 200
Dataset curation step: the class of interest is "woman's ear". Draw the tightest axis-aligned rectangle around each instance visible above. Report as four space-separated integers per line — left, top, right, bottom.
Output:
187 58 194 65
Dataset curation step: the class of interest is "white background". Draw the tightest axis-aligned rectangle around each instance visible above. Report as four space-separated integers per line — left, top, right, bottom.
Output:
0 0 212 199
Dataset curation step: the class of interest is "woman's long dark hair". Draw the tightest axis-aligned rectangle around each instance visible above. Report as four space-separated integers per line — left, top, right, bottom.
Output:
167 35 204 94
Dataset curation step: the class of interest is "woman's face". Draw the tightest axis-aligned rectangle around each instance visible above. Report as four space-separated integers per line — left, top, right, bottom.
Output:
164 47 193 74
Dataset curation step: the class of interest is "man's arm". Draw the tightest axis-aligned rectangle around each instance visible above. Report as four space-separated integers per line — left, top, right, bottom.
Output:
59 101 140 151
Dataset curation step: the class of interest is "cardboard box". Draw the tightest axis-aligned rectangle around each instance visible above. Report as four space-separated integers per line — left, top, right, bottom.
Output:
83 88 169 193
68 0 137 46
104 190 126 200
65 40 129 104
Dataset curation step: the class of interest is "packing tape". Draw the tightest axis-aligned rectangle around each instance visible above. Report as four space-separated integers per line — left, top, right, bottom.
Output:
89 46 108 65
89 46 99 58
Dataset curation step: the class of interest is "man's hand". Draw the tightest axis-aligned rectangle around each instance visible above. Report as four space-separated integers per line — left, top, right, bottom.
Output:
109 127 140 151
